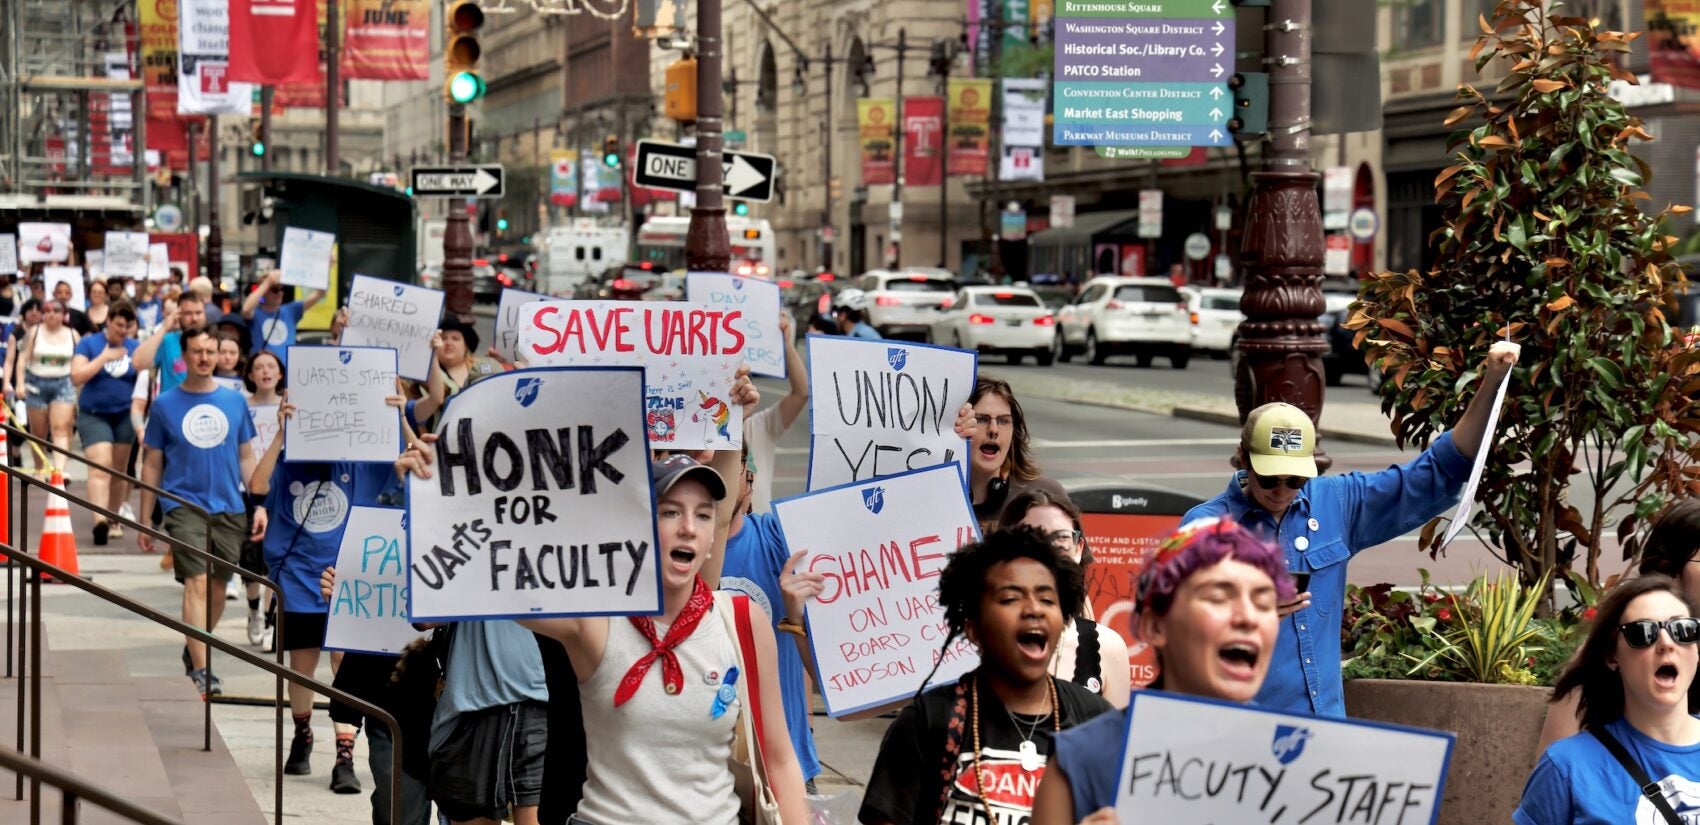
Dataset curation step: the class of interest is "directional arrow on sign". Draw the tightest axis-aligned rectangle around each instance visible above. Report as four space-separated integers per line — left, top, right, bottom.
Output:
1212 42 1225 56
632 140 777 202
1210 108 1224 119
1212 20 1225 35
1210 86 1225 99
1211 63 1224 78
1212 0 1225 12
725 154 767 197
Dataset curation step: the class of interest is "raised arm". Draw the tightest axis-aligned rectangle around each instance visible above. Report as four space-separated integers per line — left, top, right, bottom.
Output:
301 290 326 311
775 313 809 429
133 307 177 369
241 271 277 319
1448 341 1521 459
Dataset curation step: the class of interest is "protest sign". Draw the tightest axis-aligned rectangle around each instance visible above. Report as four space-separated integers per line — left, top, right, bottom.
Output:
324 506 429 655
146 243 171 281
686 273 784 379
249 403 280 456
18 223 71 264
85 250 105 281
103 231 151 279
494 287 549 364
805 336 975 491
341 274 445 381
283 346 400 463
279 227 335 290
43 267 86 310
517 300 748 450
0 234 16 276
406 367 661 621
1114 691 1453 824
773 464 981 716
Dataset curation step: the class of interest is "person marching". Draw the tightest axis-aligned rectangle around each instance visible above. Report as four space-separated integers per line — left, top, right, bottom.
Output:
241 269 324 367
69 300 140 544
20 296 81 474
960 377 1067 526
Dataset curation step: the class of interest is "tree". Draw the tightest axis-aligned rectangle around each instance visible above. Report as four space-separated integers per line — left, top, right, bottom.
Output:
1344 0 1700 593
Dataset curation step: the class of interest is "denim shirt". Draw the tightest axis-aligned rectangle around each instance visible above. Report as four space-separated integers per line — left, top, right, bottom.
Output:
1183 431 1472 717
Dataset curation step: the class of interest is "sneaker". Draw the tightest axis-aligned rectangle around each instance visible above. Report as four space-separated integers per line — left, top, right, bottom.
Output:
225 578 241 601
329 757 361 794
246 608 266 646
119 502 136 522
109 523 123 539
285 729 313 776
91 520 109 546
190 668 222 698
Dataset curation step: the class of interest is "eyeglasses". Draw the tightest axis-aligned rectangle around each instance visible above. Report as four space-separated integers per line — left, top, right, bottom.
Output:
973 414 1014 428
1618 618 1700 649
1253 474 1308 491
1043 529 1083 549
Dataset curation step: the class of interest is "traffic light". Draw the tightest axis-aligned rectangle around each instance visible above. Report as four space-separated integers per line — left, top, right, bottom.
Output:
249 120 265 158
496 216 510 232
444 2 485 104
732 202 750 216
664 56 698 123
603 134 621 168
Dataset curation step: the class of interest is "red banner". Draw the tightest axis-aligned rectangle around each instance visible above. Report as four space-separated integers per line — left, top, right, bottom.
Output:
230 0 323 84
342 0 429 80
903 96 945 187
150 232 199 278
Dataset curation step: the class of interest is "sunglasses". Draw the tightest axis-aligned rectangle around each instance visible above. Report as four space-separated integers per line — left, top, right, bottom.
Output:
1619 618 1700 649
1254 474 1307 491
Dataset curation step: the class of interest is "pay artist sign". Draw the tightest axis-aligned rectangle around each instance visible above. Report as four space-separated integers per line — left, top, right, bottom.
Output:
407 368 662 621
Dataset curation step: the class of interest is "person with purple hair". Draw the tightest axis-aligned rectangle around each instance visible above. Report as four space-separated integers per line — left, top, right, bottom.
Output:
1029 517 1295 825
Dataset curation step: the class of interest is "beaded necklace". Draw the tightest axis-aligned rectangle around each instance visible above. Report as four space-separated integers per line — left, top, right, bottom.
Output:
969 674 1060 823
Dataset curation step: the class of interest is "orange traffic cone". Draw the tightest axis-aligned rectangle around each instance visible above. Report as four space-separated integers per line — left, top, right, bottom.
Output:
37 471 77 581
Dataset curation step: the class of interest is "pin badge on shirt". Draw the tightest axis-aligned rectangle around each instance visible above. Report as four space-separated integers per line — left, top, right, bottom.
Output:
1308 517 1320 532
1295 536 1310 551
710 666 741 720
704 669 721 686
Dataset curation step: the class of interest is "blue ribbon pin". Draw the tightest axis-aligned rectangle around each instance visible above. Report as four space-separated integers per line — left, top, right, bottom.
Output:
710 666 741 720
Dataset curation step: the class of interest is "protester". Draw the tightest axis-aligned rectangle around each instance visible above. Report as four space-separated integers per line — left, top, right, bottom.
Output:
188 275 224 327
0 275 19 317
138 325 265 697
242 269 323 366
69 301 140 545
2 298 42 435
999 489 1131 708
85 278 110 332
132 291 209 394
744 312 809 513
54 280 92 336
135 282 164 329
1030 518 1294 824
214 333 246 393
20 297 81 473
832 289 881 340
960 377 1067 526
1184 342 1520 716
860 527 1113 825
241 350 285 649
1514 575 1700 824
432 318 496 399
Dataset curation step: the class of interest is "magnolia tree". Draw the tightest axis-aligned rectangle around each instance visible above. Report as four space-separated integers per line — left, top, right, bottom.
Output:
1345 0 1700 592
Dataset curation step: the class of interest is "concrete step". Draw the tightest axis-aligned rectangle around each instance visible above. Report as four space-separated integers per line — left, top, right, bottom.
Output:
135 675 267 825
49 649 185 818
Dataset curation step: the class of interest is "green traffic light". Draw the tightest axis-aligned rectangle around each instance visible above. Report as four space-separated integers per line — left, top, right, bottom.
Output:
448 71 485 104
251 142 265 158
733 202 750 216
603 153 620 168
405 186 414 197
521 235 530 245
497 218 509 231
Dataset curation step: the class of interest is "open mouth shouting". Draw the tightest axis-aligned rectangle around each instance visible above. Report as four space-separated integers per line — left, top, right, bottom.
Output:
667 546 698 576
1655 661 1682 691
1217 640 1263 682
1015 626 1053 664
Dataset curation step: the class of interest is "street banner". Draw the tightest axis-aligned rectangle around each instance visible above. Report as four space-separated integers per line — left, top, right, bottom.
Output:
1138 189 1163 239
229 0 322 84
177 0 256 116
947 79 992 176
1001 146 1044 183
1649 0 1700 90
494 287 551 365
517 300 749 451
325 506 429 655
805 336 975 491
249 403 280 455
773 464 981 717
284 346 401 464
1002 78 1047 147
0 235 15 276
633 0 688 38
1112 691 1453 824
150 232 199 281
279 227 335 290
146 243 173 282
1004 0 1031 47
140 0 181 120
19 223 72 264
342 0 430 80
1051 194 1075 228
103 231 151 279
1324 165 1353 230
903 97 946 187
857 99 897 186
580 156 608 213
44 267 86 310
685 273 785 379
406 368 661 622
341 274 445 382
549 149 580 207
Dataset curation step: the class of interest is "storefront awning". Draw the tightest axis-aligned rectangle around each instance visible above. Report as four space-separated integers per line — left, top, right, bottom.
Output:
1026 208 1140 247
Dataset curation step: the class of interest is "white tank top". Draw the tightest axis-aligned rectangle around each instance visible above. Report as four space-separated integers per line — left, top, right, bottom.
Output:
574 606 744 825
28 327 75 378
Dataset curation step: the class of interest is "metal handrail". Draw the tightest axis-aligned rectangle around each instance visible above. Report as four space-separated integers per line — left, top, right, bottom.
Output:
0 745 182 825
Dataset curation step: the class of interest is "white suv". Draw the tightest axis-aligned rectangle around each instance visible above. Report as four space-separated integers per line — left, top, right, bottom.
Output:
1053 276 1192 368
856 268 959 340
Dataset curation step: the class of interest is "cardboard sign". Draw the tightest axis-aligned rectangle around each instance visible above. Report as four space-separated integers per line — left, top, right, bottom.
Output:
43 266 86 310
773 464 982 716
18 223 71 264
283 346 400 463
324 506 429 655
249 403 280 456
146 244 171 281
103 231 151 279
85 250 105 281
686 273 785 379
406 367 661 621
517 300 748 450
279 227 335 290
0 234 16 276
494 287 549 364
805 336 976 491
1115 691 1453 824
341 274 445 381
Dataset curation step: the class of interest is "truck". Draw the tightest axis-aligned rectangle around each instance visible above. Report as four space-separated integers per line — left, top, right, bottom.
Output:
540 221 630 295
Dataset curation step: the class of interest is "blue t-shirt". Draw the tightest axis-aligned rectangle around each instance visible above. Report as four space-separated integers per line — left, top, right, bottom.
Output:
849 322 881 341
719 513 821 781
1053 707 1128 818
151 331 188 394
262 455 396 614
430 621 549 751
73 335 140 414
142 385 256 515
136 299 162 330
251 301 306 365
1515 717 1700 825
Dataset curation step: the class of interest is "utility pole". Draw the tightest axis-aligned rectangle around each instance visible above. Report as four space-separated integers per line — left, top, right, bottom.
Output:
985 16 1004 280
443 108 474 320
821 43 834 272
207 116 221 282
934 43 949 268
890 28 907 268
685 0 731 272
325 0 340 175
259 86 274 172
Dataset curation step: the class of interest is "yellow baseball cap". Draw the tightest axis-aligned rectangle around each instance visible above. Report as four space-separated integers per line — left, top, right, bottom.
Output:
1241 403 1319 478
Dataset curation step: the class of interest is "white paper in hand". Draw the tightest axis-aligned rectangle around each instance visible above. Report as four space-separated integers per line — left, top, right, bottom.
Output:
1439 342 1519 550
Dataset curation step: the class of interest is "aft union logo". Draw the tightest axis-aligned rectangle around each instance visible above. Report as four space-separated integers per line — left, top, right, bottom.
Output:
863 486 886 514
338 350 353 365
514 377 543 408
393 284 405 297
887 348 907 371
1271 725 1311 765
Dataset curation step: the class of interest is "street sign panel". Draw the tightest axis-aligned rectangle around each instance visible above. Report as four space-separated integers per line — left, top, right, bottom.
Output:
409 165 505 198
633 140 776 202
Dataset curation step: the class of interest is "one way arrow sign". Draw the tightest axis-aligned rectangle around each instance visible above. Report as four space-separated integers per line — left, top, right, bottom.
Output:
409 165 505 198
633 140 776 203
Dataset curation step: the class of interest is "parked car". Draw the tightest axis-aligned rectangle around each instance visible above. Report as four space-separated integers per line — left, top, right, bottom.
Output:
1180 286 1243 358
471 259 500 302
418 266 441 290
1053 276 1192 368
786 274 847 335
928 286 1056 365
855 268 959 340
1318 288 1373 387
1030 284 1076 311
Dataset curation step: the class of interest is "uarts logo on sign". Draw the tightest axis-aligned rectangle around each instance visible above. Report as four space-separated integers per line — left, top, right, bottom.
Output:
1271 724 1311 765
862 486 886 514
338 350 353 366
393 285 405 297
887 348 907 372
514 377 543 408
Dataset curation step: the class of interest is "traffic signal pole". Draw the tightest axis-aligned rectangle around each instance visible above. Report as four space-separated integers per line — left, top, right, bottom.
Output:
259 86 274 172
326 0 340 174
444 106 474 321
686 0 732 272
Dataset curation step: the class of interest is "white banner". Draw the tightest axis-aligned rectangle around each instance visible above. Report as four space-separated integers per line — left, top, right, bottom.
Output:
1114 691 1453 824
1002 78 1047 147
176 0 255 115
517 300 748 451
805 336 975 491
1324 165 1353 231
103 231 151 279
146 243 172 281
494 287 550 365
284 346 401 463
44 266 86 310
0 234 16 276
407 368 661 621
324 506 429 655
341 274 445 382
773 464 981 716
685 272 785 379
1138 190 1164 239
279 227 335 290
19 223 72 264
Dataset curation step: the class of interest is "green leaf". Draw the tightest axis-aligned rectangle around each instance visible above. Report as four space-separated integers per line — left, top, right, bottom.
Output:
1586 357 1625 389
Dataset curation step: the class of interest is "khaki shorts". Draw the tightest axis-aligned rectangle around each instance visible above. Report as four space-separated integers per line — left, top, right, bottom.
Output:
163 508 246 582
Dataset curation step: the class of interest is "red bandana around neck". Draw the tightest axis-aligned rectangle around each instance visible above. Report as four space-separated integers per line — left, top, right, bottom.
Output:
613 577 714 707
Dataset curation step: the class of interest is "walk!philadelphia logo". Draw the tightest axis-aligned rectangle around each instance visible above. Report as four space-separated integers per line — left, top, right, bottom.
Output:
1270 724 1311 765
338 350 352 365
887 348 907 372
862 486 886 514
514 377 543 408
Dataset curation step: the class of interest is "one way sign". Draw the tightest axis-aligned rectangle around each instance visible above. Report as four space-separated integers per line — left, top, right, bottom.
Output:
633 140 775 203
409 165 505 198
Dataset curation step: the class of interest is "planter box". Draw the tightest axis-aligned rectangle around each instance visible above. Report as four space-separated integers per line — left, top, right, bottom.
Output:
1345 679 1550 825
